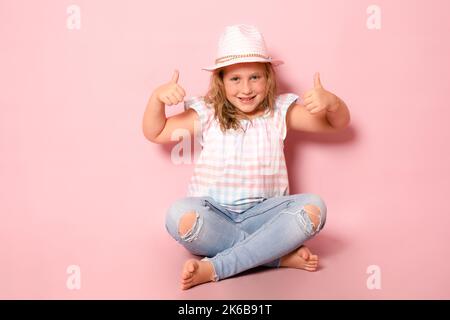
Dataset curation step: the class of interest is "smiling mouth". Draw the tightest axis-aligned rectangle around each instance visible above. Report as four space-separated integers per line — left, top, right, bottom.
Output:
239 96 256 101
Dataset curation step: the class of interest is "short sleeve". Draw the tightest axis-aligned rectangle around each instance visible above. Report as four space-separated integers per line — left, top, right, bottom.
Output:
184 96 214 145
275 93 301 140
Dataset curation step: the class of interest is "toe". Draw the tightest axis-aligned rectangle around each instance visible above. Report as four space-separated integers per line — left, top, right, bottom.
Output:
305 265 317 272
298 251 310 260
181 284 189 290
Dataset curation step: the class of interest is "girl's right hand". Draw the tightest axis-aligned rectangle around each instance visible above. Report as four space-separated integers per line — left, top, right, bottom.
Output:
154 70 186 106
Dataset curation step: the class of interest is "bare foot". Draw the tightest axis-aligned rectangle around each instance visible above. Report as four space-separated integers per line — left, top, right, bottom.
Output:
279 246 319 271
181 259 215 290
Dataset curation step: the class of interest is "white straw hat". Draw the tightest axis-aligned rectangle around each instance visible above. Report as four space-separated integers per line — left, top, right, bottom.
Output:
202 24 284 72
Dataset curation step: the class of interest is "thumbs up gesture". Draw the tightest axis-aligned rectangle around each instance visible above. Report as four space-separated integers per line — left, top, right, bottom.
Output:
155 70 186 106
302 73 339 114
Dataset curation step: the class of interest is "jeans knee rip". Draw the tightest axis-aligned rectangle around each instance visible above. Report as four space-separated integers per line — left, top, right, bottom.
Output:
180 212 203 242
295 208 316 236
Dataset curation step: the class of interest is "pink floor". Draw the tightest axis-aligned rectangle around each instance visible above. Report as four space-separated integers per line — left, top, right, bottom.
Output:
2 194 449 299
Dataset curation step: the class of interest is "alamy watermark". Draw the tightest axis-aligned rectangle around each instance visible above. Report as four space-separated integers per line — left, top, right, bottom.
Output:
66 264 81 290
367 5 381 30
366 264 381 290
170 120 201 165
66 5 81 30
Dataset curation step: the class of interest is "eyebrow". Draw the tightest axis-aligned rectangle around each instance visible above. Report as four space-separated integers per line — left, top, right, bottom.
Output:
228 72 262 77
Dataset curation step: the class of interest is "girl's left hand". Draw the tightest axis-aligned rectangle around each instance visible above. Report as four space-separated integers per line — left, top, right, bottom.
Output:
302 73 339 114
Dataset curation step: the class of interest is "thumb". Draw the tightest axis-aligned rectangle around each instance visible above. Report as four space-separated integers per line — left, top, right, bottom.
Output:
171 69 179 84
314 72 322 88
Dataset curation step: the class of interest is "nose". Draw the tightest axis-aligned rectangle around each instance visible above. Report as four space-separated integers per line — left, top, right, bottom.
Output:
241 80 253 94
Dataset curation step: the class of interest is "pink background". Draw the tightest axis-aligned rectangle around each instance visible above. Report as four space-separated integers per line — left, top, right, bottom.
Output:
1 0 450 299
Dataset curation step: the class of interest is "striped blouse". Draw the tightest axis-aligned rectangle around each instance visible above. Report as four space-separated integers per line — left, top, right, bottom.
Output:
184 93 300 213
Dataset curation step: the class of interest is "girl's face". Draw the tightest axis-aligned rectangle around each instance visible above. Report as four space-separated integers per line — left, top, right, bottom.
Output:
222 62 267 118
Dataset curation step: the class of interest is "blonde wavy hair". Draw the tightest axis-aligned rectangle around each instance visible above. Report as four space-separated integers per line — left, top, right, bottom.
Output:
203 62 278 132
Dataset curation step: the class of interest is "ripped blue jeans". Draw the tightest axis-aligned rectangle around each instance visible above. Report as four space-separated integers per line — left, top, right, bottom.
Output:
165 193 327 281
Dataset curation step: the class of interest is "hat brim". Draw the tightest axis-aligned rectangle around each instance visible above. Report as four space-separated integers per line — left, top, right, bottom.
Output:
202 57 284 72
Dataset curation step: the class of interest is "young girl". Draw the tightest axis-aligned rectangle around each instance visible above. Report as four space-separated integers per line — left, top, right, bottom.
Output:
143 24 350 290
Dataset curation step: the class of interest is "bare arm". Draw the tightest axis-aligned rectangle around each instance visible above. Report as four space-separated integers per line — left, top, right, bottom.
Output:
142 93 168 142
325 96 351 130
287 96 350 133
288 72 350 133
142 70 198 144
142 93 198 144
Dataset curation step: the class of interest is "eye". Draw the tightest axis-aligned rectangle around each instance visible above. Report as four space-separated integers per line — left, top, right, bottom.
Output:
230 75 260 81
